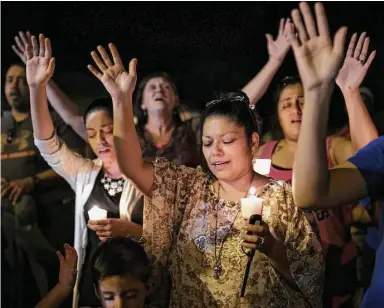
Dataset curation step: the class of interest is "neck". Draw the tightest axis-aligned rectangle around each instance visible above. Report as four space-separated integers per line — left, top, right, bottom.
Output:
146 111 174 135
218 169 254 201
282 138 298 153
11 108 29 122
103 161 122 179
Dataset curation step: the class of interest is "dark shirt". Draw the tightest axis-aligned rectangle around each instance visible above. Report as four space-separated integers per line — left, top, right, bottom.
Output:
136 117 202 167
79 171 143 306
1 110 84 205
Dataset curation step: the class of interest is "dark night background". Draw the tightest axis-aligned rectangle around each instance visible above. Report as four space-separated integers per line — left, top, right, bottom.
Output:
2 1 384 132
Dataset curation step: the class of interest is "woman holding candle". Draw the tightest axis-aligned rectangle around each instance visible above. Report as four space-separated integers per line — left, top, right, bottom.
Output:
87 39 324 306
25 36 143 307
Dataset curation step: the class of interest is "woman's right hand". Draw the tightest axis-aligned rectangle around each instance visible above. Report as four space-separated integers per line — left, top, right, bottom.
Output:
87 43 137 102
12 30 32 64
25 34 55 88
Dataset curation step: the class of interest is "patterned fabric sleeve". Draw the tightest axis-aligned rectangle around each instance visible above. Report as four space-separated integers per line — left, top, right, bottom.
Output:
271 181 325 308
143 157 202 266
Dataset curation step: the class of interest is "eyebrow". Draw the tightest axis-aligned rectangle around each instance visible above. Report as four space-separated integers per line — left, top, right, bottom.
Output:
101 289 138 294
86 123 113 131
202 131 239 138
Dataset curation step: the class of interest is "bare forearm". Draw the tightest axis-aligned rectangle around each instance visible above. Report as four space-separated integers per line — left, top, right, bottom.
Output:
113 98 153 195
292 89 331 208
30 85 55 140
47 80 87 141
342 89 378 149
242 59 282 105
34 283 71 308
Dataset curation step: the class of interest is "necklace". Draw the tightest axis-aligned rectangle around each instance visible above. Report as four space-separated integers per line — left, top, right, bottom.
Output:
213 176 254 279
100 174 125 196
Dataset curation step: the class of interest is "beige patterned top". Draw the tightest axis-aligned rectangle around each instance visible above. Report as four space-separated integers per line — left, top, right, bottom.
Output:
144 158 324 308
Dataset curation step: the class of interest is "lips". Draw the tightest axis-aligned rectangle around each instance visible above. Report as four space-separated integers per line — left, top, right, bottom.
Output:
98 148 111 155
291 120 302 124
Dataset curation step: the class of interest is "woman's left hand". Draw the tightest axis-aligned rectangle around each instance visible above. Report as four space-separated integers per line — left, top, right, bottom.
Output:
87 218 143 241
241 221 276 255
266 18 292 63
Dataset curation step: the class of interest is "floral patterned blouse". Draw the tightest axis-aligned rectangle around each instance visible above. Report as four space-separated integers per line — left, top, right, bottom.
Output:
143 158 324 308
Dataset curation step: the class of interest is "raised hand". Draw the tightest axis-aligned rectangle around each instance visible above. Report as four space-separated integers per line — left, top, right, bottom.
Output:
336 32 376 92
12 31 32 64
25 34 55 87
88 44 137 102
57 244 78 290
287 2 347 91
266 18 292 62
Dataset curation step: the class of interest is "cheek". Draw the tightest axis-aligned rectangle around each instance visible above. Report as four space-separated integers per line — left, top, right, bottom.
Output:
87 139 98 153
105 134 115 146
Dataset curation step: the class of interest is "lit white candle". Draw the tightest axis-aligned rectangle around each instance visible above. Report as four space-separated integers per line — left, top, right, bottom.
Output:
88 205 107 220
253 159 271 176
240 187 263 219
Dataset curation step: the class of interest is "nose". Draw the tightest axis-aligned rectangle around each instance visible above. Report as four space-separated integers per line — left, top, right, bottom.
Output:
293 99 302 115
211 142 224 157
96 131 108 145
114 297 124 308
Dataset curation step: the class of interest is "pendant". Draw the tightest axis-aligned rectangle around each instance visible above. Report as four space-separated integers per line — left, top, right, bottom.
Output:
213 263 222 280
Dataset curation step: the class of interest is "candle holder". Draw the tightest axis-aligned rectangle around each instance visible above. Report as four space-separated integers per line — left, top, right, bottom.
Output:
88 205 107 220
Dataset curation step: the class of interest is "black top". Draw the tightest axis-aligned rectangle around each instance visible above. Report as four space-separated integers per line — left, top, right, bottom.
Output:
79 171 143 306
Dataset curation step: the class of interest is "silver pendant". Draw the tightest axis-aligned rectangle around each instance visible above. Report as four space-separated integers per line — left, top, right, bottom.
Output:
213 263 222 279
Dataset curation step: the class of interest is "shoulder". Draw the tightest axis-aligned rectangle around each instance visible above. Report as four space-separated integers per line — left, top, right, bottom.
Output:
349 136 384 172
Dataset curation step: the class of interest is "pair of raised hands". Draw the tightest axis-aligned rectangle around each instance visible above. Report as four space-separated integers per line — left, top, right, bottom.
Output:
19 2 376 103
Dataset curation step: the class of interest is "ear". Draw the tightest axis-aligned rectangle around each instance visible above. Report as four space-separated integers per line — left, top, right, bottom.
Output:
251 132 260 158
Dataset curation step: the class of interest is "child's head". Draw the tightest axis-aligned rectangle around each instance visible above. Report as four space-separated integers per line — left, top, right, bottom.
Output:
90 237 150 308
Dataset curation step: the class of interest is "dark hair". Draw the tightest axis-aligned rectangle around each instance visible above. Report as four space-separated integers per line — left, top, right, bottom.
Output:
133 71 181 126
90 237 151 285
83 97 113 124
202 91 262 144
269 75 302 139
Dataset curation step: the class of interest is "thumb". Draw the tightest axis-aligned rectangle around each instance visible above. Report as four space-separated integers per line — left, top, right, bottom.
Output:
128 58 137 77
47 57 55 77
265 34 274 44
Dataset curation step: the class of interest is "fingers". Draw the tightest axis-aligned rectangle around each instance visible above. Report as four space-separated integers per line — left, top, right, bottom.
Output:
353 32 366 59
241 235 264 250
97 45 114 68
11 187 23 205
19 31 30 46
359 37 370 63
346 33 357 58
291 8 308 44
39 34 45 57
333 27 348 61
45 37 52 59
244 224 266 234
314 2 329 37
299 2 317 38
278 18 285 36
25 42 33 61
56 250 65 263
7 184 19 202
90 50 107 72
128 58 137 77
363 50 376 71
287 22 300 50
12 45 24 61
108 43 123 66
15 36 25 51
1 184 11 198
87 64 103 80
96 231 111 238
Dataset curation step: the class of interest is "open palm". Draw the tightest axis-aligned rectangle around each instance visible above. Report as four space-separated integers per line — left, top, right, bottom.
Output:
25 34 55 87
266 18 292 62
57 243 78 289
288 3 347 91
336 32 376 91
88 44 137 101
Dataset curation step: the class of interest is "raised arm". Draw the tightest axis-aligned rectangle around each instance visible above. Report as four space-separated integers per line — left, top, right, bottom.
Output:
13 31 87 141
88 44 154 196
242 18 292 106
288 2 364 209
335 32 378 149
26 34 92 189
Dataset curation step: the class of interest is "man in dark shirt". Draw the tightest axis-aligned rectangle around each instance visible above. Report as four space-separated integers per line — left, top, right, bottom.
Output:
1 63 83 307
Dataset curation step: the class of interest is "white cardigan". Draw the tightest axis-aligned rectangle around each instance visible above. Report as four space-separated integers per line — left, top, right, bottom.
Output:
35 134 142 308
